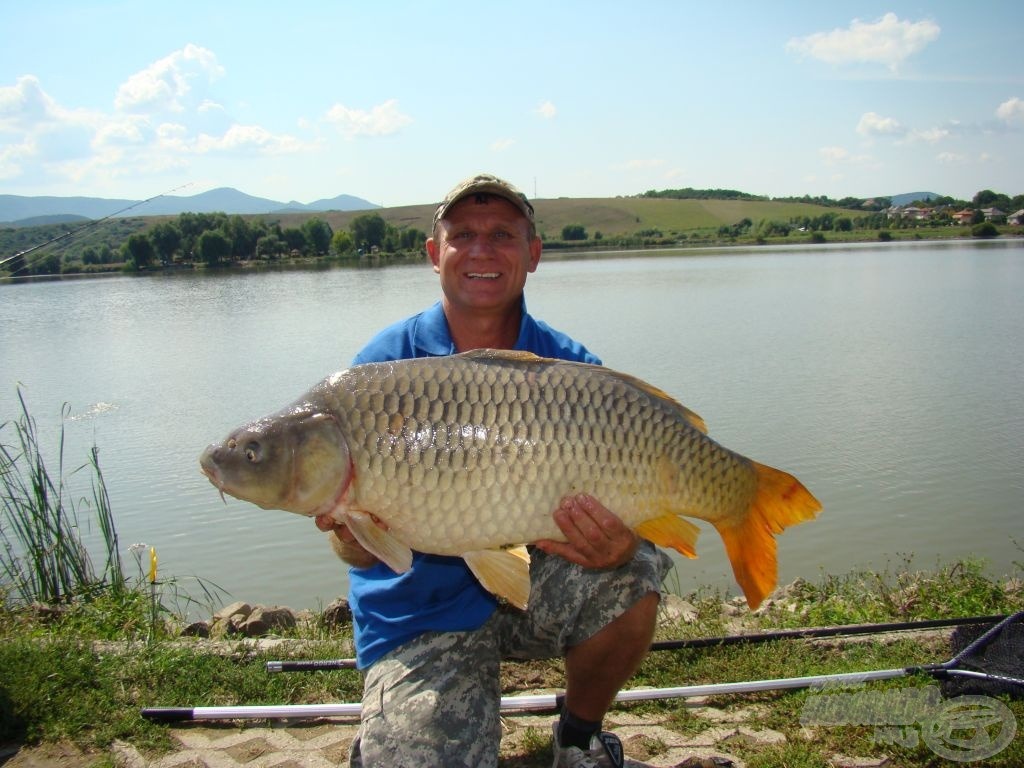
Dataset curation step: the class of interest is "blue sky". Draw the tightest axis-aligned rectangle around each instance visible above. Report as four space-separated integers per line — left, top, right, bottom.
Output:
2 1 1022 207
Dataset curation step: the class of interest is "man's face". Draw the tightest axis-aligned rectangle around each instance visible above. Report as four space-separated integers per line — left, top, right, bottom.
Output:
427 195 541 314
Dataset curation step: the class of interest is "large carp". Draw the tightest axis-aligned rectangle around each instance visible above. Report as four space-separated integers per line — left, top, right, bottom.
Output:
200 349 820 610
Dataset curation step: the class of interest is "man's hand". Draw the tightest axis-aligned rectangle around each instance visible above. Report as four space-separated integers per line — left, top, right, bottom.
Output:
316 513 381 569
534 494 639 569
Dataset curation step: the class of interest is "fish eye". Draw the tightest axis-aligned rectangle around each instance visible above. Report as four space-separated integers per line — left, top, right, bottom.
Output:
227 438 237 450
244 442 261 463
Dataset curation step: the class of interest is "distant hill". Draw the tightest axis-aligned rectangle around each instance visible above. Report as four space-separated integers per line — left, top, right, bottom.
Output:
6 214 91 228
0 188 379 225
889 191 942 206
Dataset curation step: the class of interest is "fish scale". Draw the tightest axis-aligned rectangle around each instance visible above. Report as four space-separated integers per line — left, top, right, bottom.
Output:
201 349 821 610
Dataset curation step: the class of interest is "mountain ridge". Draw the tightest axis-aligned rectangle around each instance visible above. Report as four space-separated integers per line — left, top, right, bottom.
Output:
0 188 380 226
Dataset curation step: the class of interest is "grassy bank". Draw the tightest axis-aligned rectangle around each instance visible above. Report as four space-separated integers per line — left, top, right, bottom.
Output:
1 557 1021 766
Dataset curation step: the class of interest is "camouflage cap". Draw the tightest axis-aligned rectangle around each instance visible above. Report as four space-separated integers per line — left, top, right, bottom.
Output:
432 173 535 230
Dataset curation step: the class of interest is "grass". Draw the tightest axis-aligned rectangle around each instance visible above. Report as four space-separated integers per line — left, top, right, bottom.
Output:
1 557 1020 766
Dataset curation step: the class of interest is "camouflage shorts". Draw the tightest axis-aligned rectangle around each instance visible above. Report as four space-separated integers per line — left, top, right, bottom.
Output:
348 542 671 767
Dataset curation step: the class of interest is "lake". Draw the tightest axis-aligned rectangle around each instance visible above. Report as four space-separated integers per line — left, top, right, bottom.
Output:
1 239 1022 613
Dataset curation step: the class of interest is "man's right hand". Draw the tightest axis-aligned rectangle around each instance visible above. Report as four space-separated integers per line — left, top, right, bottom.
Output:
316 513 381 568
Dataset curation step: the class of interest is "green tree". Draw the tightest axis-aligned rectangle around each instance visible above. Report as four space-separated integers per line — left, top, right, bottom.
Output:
197 229 232 266
281 227 308 254
256 234 285 260
302 218 333 255
81 247 100 265
331 230 354 256
350 213 387 251
122 234 155 269
225 216 259 259
149 222 182 263
561 224 587 240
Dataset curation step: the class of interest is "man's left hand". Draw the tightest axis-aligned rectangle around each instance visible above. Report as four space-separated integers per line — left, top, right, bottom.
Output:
534 494 639 569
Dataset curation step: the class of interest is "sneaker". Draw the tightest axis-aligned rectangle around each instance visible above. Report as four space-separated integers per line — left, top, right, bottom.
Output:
551 722 625 768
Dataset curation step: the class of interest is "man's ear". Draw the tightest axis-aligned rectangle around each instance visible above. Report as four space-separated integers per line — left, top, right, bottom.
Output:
426 237 441 274
527 236 542 273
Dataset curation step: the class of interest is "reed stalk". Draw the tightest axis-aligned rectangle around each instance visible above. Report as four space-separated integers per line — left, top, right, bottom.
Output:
0 388 124 605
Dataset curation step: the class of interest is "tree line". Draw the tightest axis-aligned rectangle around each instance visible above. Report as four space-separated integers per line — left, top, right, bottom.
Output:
642 187 1024 213
112 211 427 270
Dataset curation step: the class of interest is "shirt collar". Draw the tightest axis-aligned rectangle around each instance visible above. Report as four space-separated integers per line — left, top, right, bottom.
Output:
413 298 531 356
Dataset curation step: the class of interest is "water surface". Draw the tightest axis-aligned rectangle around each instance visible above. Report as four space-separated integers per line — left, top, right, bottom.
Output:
1 240 1021 611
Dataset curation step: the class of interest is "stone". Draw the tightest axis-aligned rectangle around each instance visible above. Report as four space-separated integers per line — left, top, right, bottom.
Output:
320 597 352 628
240 606 297 637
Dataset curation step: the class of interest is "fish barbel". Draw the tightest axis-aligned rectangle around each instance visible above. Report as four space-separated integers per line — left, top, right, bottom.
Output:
200 349 821 609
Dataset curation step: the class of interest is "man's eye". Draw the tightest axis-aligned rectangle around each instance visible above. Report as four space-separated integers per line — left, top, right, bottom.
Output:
491 231 512 241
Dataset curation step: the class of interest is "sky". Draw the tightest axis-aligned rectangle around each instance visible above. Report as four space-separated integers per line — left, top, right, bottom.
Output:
2 1 1022 208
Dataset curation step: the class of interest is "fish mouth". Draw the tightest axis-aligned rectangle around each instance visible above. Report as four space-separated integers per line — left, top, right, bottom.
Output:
199 445 228 503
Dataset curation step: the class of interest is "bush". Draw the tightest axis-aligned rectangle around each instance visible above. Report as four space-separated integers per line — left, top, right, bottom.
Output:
971 222 999 238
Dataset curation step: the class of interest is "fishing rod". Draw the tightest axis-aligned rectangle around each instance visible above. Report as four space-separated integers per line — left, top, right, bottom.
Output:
0 182 193 273
263 613 1008 673
141 611 1024 723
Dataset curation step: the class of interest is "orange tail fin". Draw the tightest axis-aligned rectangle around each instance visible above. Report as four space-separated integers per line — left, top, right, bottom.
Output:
714 461 821 609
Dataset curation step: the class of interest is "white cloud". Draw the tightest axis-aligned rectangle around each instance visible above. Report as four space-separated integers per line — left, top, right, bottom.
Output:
193 124 308 155
857 111 905 137
819 146 875 167
324 98 412 138
909 126 949 144
198 99 225 114
536 100 556 119
819 146 850 163
92 118 147 149
0 75 100 134
491 138 516 151
996 96 1024 124
114 44 224 113
787 13 940 70
937 151 966 164
0 137 36 180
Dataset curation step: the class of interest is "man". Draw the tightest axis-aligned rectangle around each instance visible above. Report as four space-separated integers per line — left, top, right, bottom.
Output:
316 174 671 768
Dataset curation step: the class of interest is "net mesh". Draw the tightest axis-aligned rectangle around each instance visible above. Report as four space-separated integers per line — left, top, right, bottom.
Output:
940 613 1024 699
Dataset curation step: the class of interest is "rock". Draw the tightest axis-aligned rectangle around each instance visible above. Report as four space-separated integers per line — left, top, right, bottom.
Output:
829 755 891 768
320 597 353 628
213 601 252 622
182 621 211 638
239 605 296 637
660 595 699 624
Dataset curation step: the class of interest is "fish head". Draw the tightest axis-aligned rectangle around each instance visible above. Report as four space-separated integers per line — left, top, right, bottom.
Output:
200 404 351 517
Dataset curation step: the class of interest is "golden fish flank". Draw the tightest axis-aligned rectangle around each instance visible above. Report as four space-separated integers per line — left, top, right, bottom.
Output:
200 349 821 611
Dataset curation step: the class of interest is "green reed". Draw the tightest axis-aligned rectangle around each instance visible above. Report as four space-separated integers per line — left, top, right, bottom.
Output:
0 388 124 606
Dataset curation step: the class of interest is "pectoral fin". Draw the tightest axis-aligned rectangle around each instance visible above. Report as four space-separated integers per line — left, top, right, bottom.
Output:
344 509 413 574
635 513 700 559
463 546 532 610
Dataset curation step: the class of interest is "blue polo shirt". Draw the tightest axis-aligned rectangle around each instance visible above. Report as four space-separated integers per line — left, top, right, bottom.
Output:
348 299 601 668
